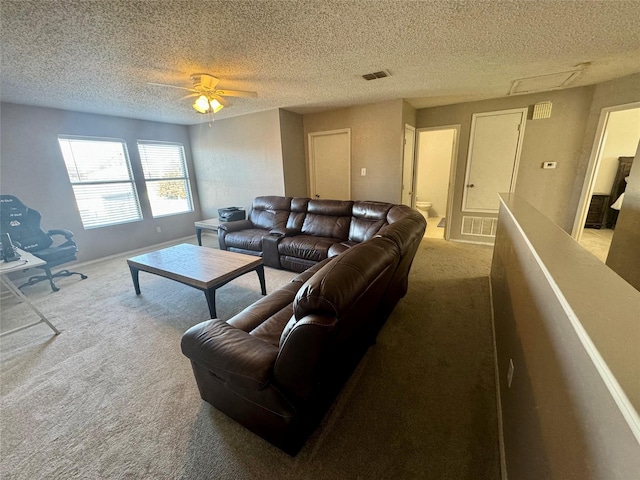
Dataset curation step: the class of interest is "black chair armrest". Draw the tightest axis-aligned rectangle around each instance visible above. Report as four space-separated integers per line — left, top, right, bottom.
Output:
218 219 253 233
47 229 74 240
181 319 279 390
269 227 299 237
47 229 77 248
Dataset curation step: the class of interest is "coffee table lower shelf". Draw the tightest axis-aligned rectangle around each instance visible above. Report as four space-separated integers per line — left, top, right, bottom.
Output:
126 244 266 318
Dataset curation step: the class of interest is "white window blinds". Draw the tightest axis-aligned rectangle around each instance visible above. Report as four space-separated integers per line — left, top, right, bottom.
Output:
137 141 193 218
58 137 142 229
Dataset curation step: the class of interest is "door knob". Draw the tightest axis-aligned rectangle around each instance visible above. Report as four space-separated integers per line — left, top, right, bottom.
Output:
466 184 475 188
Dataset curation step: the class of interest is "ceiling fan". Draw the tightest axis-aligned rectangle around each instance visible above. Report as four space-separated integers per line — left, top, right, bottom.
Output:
148 73 257 115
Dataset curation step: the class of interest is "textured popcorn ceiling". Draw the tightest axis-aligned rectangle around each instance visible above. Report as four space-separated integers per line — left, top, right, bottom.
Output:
2 0 639 125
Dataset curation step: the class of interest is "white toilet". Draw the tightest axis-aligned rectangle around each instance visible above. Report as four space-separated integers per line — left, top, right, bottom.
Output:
415 201 433 217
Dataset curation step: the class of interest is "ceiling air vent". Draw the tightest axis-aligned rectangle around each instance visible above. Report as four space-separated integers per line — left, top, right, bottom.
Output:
362 70 391 81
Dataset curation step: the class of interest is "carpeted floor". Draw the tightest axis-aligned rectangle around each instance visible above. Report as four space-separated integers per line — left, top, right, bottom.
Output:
0 237 499 479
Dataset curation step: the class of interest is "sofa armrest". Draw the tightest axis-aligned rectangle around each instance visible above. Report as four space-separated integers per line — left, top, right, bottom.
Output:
218 219 254 250
262 234 283 269
181 319 279 390
269 227 299 237
218 219 253 233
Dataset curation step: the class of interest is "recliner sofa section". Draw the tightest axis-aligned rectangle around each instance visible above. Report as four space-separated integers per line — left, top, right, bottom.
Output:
217 195 292 257
182 236 404 454
218 195 423 273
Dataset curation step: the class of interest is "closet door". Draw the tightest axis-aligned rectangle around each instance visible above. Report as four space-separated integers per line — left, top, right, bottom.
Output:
308 129 351 200
462 108 527 212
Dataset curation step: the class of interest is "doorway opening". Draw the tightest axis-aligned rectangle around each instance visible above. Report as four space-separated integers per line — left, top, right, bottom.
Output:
414 125 459 239
572 102 640 262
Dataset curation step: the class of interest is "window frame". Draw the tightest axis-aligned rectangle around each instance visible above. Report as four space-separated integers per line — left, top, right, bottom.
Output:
136 140 194 219
57 135 143 229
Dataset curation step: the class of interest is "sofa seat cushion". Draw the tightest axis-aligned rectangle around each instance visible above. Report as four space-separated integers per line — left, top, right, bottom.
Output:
280 256 320 273
327 241 357 257
227 282 301 333
278 235 341 262
223 228 267 252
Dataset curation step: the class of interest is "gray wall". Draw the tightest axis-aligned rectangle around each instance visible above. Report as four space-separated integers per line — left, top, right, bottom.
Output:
303 99 404 204
570 73 640 232
0 103 200 262
402 100 417 128
188 109 285 217
278 109 307 198
491 194 640 479
416 86 594 243
415 73 640 245
607 141 640 289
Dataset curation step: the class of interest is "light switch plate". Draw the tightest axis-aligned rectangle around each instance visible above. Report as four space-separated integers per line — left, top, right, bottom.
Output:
542 161 557 169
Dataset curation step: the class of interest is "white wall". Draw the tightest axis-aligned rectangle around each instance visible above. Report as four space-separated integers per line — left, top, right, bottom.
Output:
593 108 640 194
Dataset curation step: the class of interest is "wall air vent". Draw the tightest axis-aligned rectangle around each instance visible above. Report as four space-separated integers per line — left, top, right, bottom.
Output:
461 216 498 237
362 70 391 81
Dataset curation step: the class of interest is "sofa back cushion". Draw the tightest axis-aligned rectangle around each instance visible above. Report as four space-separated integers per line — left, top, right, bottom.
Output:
348 201 392 243
248 196 292 230
274 237 399 398
301 199 353 239
284 237 399 348
286 197 310 231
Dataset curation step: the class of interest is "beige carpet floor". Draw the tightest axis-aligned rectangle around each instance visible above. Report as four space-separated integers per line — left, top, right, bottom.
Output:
0 237 499 479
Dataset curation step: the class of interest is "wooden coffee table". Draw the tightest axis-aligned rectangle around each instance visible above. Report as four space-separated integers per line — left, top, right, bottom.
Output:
127 243 266 318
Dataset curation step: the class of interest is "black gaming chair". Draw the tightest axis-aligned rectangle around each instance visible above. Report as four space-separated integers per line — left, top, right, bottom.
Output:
0 195 87 291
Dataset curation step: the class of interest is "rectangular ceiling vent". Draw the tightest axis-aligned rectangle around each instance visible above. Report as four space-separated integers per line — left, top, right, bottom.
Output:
509 67 585 96
362 70 391 81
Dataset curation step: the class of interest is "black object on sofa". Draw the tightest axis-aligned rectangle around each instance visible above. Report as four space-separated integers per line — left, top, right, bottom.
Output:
182 202 426 454
218 195 425 273
0 195 87 291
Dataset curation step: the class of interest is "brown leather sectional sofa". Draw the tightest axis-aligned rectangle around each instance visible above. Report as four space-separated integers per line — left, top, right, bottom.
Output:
218 195 420 272
181 196 426 454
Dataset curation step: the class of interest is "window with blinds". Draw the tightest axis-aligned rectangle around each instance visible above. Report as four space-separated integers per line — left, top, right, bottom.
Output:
58 136 142 229
137 141 194 218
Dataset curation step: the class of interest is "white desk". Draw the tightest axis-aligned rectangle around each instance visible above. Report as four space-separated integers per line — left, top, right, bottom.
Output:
0 248 60 337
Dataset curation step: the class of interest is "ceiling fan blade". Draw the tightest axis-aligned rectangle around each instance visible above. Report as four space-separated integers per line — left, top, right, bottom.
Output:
215 89 258 98
147 82 196 92
211 94 229 107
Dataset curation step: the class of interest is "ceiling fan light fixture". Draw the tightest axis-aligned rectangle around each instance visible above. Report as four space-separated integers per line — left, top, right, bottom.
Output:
193 95 210 113
209 98 224 113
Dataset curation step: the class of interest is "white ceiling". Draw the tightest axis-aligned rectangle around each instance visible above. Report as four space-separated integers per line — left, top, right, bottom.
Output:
2 0 640 126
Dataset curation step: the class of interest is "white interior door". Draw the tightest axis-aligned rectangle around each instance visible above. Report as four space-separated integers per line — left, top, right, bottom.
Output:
463 108 527 212
402 125 416 206
308 129 351 200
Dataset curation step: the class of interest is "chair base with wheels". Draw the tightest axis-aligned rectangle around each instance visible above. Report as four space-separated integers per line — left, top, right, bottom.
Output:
19 266 88 292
